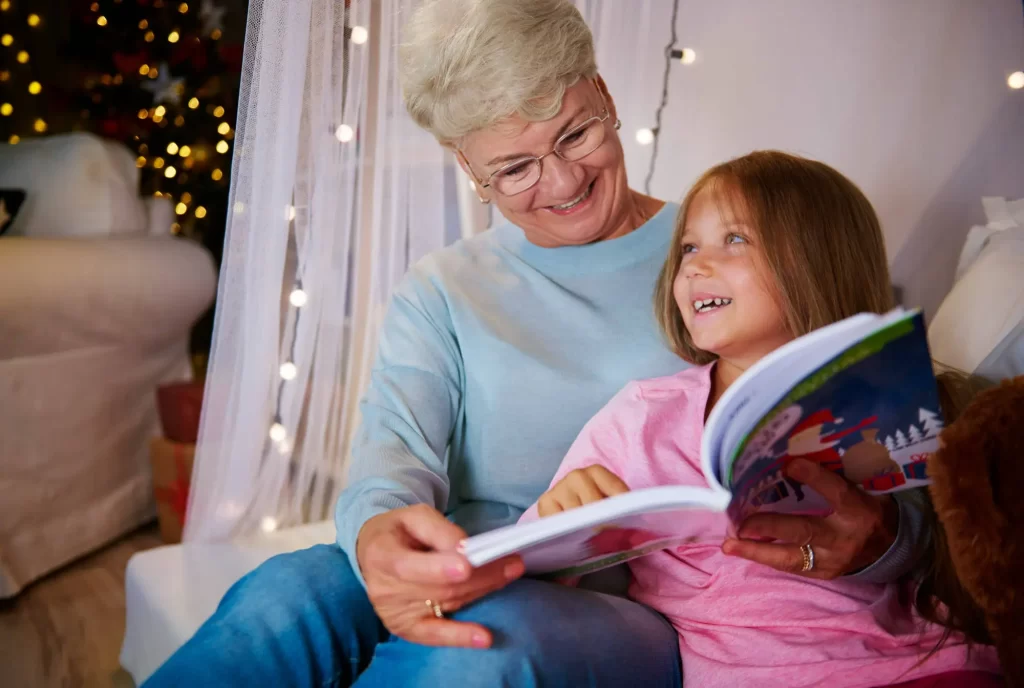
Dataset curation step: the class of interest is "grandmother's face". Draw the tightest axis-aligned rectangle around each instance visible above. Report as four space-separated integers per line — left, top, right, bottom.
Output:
458 79 630 248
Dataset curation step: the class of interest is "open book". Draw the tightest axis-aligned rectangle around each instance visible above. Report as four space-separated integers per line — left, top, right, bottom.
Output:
460 308 943 578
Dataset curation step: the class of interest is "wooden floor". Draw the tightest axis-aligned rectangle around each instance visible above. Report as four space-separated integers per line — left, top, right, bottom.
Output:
0 523 163 688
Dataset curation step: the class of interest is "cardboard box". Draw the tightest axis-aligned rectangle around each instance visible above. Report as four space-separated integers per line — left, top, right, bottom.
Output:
150 437 195 543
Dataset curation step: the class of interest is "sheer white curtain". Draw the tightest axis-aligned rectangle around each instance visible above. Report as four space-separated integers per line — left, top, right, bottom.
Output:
184 0 666 541
184 0 457 541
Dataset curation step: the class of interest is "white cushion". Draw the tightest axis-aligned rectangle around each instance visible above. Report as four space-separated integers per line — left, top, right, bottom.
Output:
929 197 1024 377
120 521 336 684
0 132 148 238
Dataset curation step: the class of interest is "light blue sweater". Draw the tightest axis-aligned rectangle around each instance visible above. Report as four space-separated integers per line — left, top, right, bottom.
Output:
334 202 921 584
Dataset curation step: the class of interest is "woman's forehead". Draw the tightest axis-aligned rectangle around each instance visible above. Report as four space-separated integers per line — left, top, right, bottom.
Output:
462 81 600 162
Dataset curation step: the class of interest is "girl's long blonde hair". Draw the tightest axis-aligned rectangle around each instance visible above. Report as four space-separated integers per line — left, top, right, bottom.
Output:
655 150 989 651
654 150 894 363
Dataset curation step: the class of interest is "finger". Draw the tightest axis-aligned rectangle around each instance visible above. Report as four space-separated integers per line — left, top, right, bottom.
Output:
573 475 611 506
737 512 828 546
557 490 584 511
785 459 861 511
721 538 814 576
444 556 525 611
399 504 469 552
589 467 630 498
390 547 475 586
406 618 494 649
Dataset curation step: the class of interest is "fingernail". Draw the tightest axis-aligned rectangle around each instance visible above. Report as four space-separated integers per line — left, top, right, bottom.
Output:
504 560 524 581
445 563 468 580
471 632 490 648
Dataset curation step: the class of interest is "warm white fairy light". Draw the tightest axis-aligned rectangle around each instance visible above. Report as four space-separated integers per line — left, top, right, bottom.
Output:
279 362 297 380
678 48 696 65
635 128 655 145
289 288 308 308
287 205 297 221
335 124 354 142
350 26 368 45
1009 71 1024 90
269 422 287 442
260 516 279 533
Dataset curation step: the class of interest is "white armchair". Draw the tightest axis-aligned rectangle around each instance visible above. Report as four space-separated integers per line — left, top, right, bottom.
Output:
0 132 217 598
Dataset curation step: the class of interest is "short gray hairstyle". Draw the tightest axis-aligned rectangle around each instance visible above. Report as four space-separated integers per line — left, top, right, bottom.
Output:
399 0 598 144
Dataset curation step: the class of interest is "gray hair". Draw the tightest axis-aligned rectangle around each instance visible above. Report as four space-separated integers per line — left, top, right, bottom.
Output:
399 0 598 144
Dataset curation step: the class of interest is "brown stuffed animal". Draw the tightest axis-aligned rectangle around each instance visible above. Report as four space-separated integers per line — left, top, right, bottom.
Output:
928 376 1024 686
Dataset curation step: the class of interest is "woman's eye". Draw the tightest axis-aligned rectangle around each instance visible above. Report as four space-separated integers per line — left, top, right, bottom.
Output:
561 129 587 146
499 163 530 179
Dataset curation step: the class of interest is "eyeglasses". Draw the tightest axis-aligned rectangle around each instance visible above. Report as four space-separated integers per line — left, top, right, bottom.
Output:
466 110 618 197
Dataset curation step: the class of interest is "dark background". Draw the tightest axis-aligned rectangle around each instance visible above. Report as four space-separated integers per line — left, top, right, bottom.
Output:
1 0 250 365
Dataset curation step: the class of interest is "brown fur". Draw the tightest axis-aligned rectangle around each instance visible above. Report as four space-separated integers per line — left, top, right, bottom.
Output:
928 376 1024 685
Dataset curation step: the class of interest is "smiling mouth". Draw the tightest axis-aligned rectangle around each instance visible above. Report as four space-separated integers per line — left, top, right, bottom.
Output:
550 180 594 211
693 298 733 314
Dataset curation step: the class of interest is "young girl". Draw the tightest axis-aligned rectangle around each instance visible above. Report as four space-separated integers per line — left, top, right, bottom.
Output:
520 151 1002 687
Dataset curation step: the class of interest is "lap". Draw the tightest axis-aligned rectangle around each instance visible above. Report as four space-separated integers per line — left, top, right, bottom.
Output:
357 578 683 687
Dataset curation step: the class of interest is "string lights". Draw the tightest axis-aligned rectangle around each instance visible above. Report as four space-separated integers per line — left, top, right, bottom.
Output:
1 3 47 144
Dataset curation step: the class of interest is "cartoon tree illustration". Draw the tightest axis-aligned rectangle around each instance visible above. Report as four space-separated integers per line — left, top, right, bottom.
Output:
907 424 923 444
919 408 944 438
884 436 896 452
894 429 909 449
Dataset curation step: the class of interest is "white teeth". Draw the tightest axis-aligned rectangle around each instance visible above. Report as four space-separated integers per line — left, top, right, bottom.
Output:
692 298 733 313
552 183 592 210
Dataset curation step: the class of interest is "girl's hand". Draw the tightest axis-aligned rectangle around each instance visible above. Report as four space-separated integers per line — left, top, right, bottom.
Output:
721 459 899 579
537 465 630 517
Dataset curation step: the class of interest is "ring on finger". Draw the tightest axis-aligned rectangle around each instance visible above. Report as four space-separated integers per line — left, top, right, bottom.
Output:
800 543 816 572
425 598 445 618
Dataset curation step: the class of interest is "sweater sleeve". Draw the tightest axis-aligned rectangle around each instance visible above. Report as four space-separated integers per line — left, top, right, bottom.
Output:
334 269 463 587
844 489 930 583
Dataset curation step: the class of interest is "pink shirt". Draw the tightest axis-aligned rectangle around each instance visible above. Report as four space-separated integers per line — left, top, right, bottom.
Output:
521 364 999 688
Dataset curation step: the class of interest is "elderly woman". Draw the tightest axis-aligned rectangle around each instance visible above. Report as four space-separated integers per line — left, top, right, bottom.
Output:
145 1 926 686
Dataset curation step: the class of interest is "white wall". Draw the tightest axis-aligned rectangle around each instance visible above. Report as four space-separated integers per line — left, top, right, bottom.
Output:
604 0 1024 319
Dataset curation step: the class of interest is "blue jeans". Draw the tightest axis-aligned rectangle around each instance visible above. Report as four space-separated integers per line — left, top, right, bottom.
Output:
144 544 682 687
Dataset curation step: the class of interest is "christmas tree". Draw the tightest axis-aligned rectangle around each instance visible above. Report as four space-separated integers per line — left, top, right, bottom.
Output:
907 423 923 445
894 429 909 449
919 408 943 438
61 0 244 262
0 2 52 143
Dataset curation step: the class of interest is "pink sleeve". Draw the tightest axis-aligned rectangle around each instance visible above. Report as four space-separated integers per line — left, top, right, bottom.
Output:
518 382 644 527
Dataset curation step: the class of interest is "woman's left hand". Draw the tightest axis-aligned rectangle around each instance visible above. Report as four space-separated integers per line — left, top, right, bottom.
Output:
721 458 900 579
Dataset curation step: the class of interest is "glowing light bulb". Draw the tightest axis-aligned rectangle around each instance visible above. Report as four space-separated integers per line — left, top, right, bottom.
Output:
269 423 287 442
279 362 298 380
33 118 47 133
260 517 279 533
195 206 207 218
97 15 107 26
287 205 297 221
350 26 368 45
335 124 354 142
216 140 230 154
213 106 225 117
167 142 180 154
635 128 655 145
179 145 191 157
188 97 199 109
0 103 11 116
1 34 12 47
27 13 40 27
175 202 187 215
289 288 308 308
1009 71 1024 90
27 81 41 94
164 166 177 178
218 122 231 135
168 31 180 43
212 168 224 181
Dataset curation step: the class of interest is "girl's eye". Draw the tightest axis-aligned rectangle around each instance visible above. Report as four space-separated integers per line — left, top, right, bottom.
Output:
726 233 747 245
681 243 697 254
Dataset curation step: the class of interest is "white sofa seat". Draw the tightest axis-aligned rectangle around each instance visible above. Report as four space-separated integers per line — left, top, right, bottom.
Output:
120 521 337 683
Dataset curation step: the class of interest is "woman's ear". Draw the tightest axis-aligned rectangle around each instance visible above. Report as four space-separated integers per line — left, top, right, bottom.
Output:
593 74 618 124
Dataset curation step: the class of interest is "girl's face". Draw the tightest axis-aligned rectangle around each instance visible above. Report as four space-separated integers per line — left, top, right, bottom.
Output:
673 187 793 369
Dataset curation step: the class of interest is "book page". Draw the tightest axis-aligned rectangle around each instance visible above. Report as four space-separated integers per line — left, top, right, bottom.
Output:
724 312 941 523
461 485 730 576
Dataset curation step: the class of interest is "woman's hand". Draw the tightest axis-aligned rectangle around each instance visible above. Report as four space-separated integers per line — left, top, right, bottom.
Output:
356 504 525 649
722 459 899 579
537 465 630 517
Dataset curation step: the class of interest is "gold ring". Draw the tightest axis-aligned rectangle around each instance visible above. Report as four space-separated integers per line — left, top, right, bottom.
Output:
800 543 816 572
425 599 444 618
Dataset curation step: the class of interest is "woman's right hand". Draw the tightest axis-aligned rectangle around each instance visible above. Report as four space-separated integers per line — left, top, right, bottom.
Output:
355 504 524 649
537 465 630 517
